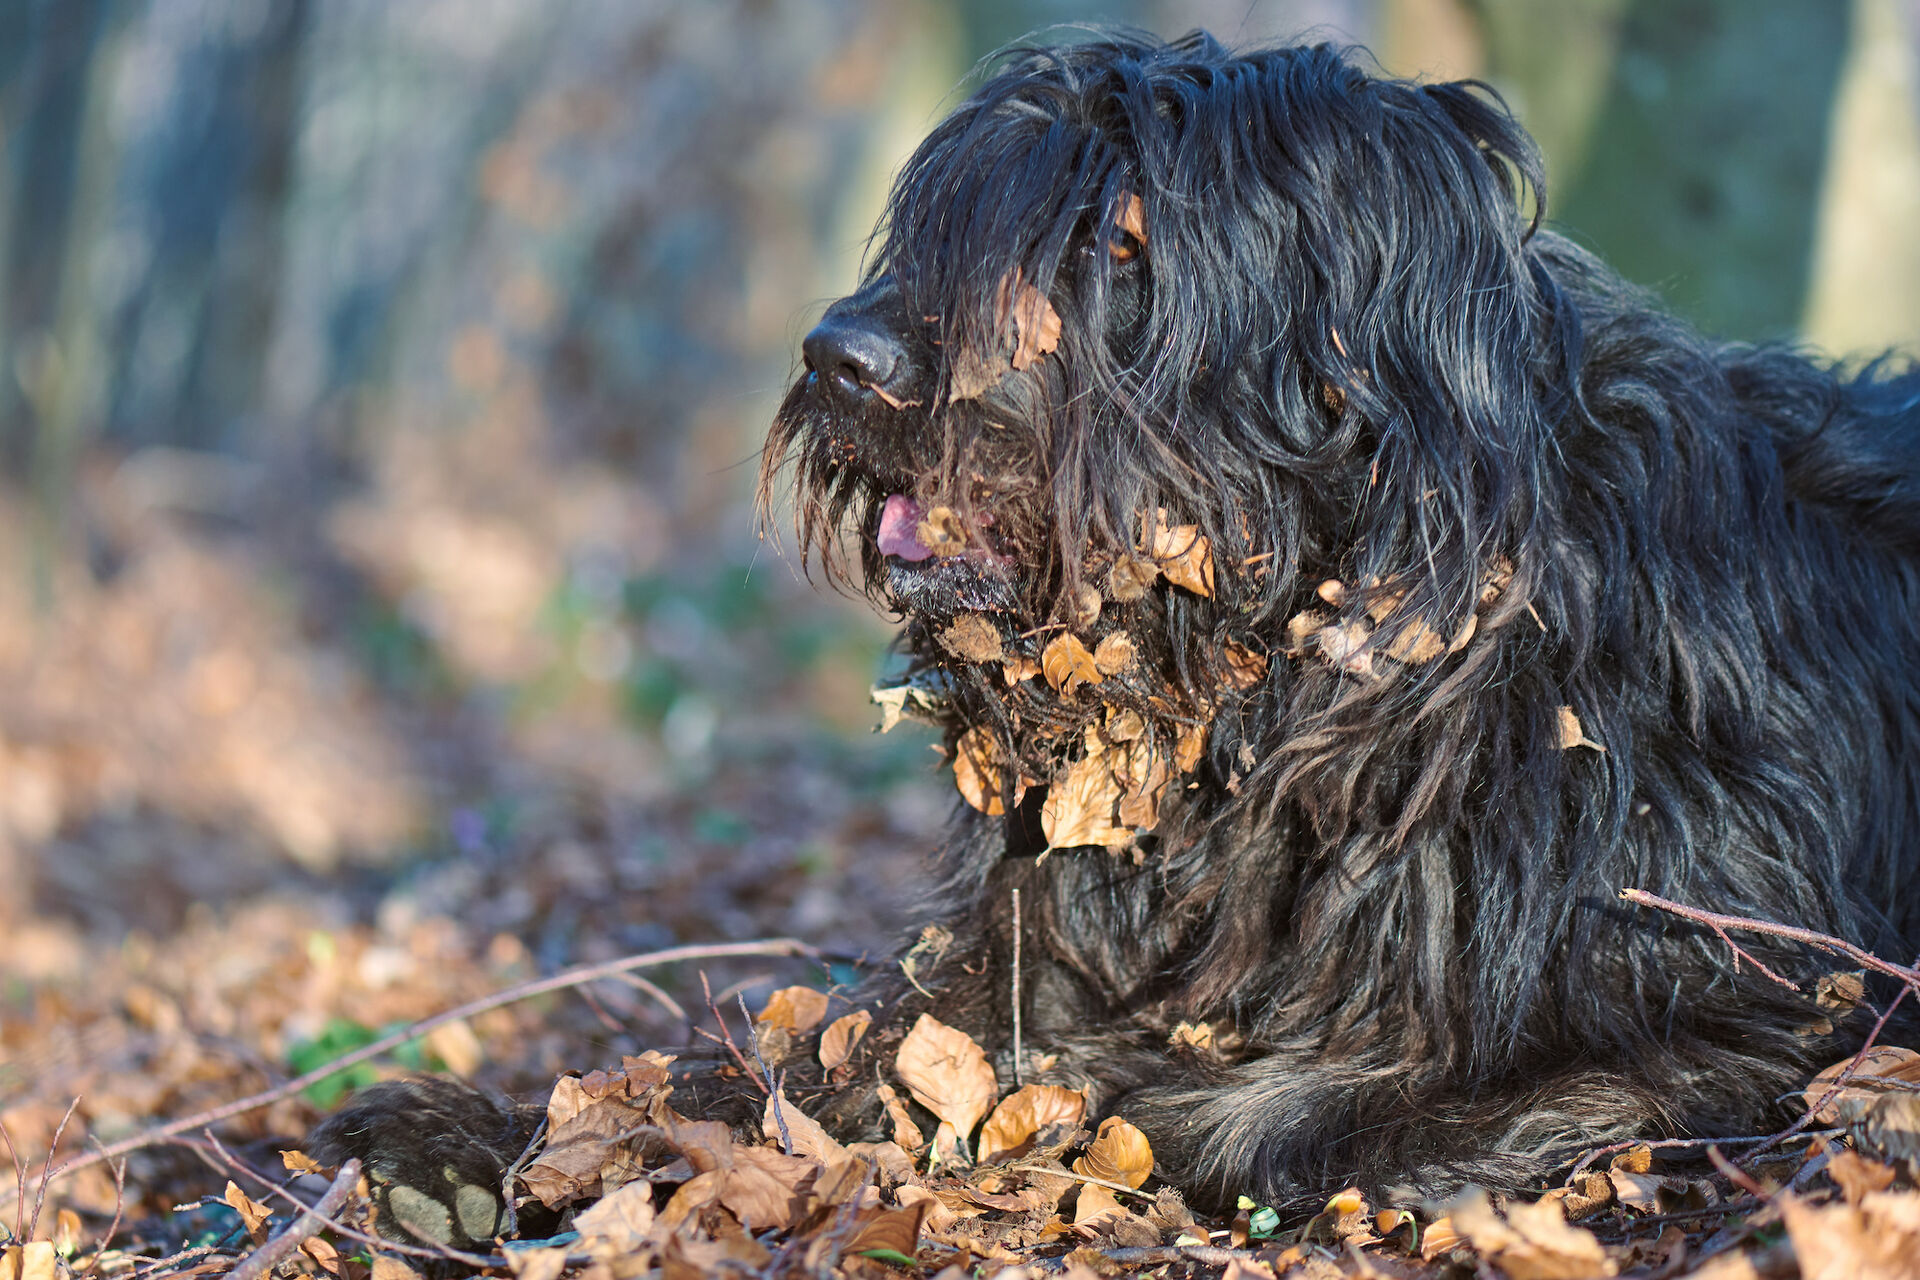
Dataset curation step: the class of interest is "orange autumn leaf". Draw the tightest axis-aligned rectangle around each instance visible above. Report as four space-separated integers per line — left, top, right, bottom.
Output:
1042 633 1103 693
1073 1116 1154 1189
978 1085 1087 1164
1148 510 1214 598
954 726 1022 815
819 1010 873 1072
758 986 829 1035
894 1014 998 1151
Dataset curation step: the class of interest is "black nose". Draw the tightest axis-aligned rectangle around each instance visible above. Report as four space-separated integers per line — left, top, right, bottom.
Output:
803 315 907 402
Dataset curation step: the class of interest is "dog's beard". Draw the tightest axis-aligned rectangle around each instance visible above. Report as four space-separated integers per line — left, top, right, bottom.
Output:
764 374 1226 849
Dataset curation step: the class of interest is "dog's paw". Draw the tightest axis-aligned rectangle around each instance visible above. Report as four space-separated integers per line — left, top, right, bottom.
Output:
304 1077 544 1250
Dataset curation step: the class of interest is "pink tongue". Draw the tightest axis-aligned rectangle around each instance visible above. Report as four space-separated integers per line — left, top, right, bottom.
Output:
877 494 934 561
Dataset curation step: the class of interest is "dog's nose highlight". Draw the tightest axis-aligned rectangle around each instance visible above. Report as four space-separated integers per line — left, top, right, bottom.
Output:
803 316 905 401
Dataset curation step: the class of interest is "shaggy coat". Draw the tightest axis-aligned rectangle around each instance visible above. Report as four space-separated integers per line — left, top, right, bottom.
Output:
762 31 1920 1204
316 31 1920 1234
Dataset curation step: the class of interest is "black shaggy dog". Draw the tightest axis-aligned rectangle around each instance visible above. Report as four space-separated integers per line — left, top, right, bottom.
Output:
318 30 1920 1239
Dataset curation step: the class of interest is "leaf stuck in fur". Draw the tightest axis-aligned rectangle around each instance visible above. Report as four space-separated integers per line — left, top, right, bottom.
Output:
954 726 1022 815
1556 706 1603 751
1042 633 1104 693
939 614 1005 663
1108 554 1160 601
1148 510 1214 597
917 505 969 556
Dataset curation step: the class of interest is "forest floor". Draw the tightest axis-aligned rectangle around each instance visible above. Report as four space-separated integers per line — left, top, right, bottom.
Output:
0 468 1916 1280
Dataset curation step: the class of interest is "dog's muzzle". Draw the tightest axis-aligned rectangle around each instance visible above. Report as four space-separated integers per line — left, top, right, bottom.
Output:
800 278 923 409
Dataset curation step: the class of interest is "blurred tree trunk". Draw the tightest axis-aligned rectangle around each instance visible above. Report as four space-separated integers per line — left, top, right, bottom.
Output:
0 0 112 465
1473 0 1849 340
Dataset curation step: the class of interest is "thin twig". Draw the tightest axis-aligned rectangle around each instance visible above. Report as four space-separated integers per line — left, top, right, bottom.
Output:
226 1158 361 1280
1706 1145 1769 1201
77 1138 126 1279
1567 1129 1836 1183
738 993 792 1155
605 971 689 1027
1619 889 1920 988
1 1116 27 1240
1007 1163 1156 1201
1011 887 1024 1088
1743 968 1915 1166
28 1098 80 1241
500 1115 550 1239
4 937 818 1206
693 973 768 1096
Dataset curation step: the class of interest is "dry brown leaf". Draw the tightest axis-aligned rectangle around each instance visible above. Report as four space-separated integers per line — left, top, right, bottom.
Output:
524 1071 668 1207
1112 739 1173 831
1557 706 1604 751
425 1018 484 1077
759 986 830 1035
846 1199 933 1259
282 1149 324 1175
1108 555 1160 601
819 1009 872 1072
917 505 969 557
572 1179 657 1256
1857 1092 1920 1167
1100 708 1145 743
1449 1188 1617 1280
954 726 1022 816
763 1087 847 1163
223 1181 275 1241
1073 1181 1126 1225
1222 641 1268 689
978 1085 1087 1164
1002 653 1042 683
1317 620 1375 678
1111 193 1148 259
1169 1022 1215 1051
1285 609 1329 656
1828 1148 1898 1202
1420 1215 1468 1262
501 1246 567 1280
1041 744 1132 850
1149 511 1214 598
1008 275 1063 372
0 1243 56 1280
1073 1116 1153 1189
1782 1189 1920 1280
299 1237 342 1276
1383 618 1447 664
939 615 1005 664
1092 632 1135 676
1042 633 1104 693
1483 554 1516 605
1071 584 1104 629
1806 1046 1920 1123
1816 971 1869 1011
895 1014 998 1151
1175 723 1207 773
876 1083 927 1152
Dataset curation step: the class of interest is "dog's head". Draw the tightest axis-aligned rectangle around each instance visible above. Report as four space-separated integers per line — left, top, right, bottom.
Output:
763 32 1566 846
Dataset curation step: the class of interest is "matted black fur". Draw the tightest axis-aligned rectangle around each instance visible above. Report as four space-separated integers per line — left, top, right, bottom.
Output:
315 30 1920 1237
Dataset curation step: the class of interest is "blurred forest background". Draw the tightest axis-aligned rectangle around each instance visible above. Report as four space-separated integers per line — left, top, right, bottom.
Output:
1 0 1917 1223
